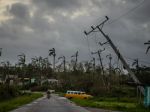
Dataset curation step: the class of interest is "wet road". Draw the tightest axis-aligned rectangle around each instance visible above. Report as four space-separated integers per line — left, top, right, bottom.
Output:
11 94 90 112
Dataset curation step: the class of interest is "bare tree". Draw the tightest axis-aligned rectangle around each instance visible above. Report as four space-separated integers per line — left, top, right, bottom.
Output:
18 53 26 67
1 61 11 84
58 56 66 72
71 51 78 71
17 53 26 89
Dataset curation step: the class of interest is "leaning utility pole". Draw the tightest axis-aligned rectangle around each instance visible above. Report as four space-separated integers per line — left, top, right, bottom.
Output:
91 49 106 88
91 49 105 75
84 16 144 94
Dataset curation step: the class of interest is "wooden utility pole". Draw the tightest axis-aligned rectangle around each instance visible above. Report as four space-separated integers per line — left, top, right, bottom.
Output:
91 49 105 75
84 16 144 94
91 49 106 87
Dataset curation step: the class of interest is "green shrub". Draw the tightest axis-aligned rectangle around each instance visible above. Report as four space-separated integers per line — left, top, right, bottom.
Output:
0 85 20 101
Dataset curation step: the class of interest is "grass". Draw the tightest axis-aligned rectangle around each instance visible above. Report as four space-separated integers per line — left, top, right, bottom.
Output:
0 92 43 112
71 97 150 112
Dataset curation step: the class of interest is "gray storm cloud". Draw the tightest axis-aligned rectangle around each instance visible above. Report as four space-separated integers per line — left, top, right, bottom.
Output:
0 0 149 67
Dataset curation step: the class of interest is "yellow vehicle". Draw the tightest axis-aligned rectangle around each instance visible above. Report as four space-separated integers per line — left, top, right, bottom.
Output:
65 90 92 99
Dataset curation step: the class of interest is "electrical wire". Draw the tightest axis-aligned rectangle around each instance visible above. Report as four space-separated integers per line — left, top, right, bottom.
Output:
107 0 146 25
84 0 147 65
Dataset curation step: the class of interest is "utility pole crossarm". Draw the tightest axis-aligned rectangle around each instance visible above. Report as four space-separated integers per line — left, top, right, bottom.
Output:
84 16 109 35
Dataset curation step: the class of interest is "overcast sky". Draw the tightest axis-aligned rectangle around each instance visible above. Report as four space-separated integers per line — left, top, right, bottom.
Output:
0 0 149 67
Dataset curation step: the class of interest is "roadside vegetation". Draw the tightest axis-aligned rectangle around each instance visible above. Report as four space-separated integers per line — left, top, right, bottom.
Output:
71 97 150 112
0 85 20 101
0 92 43 112
0 47 150 111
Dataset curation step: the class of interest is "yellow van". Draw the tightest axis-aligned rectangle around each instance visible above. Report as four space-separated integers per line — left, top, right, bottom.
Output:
65 90 92 99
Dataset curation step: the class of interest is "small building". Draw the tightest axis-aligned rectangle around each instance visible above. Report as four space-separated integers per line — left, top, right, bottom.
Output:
5 75 18 85
48 79 58 84
41 78 59 85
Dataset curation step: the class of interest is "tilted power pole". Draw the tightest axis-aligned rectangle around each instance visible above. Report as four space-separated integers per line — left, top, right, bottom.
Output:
91 49 106 87
91 49 105 75
84 16 144 94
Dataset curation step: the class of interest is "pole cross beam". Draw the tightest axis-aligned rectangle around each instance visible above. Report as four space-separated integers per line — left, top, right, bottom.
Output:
84 16 144 95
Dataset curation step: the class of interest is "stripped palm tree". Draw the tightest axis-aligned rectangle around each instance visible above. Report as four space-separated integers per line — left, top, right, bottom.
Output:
17 53 26 90
18 53 26 67
144 40 150 54
71 51 78 71
58 56 66 72
1 61 11 84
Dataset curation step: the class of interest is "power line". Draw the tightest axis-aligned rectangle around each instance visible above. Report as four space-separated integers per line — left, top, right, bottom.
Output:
107 0 146 25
